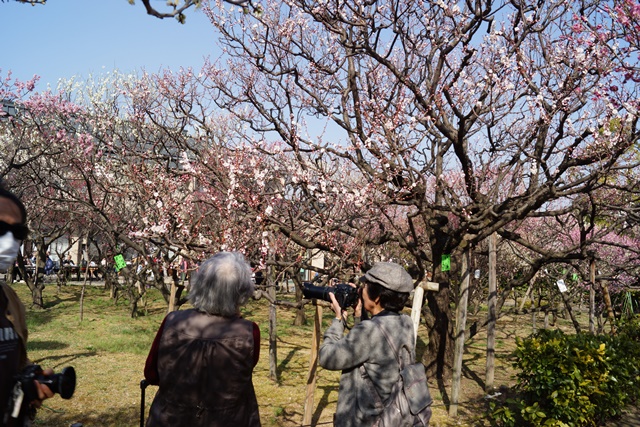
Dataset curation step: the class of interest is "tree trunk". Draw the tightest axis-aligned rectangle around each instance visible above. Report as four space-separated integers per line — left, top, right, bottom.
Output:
423 287 454 379
167 267 185 312
104 269 114 295
422 215 456 379
129 291 139 318
544 310 550 329
27 244 48 309
423 264 455 379
31 282 44 308
123 273 141 318
293 284 306 326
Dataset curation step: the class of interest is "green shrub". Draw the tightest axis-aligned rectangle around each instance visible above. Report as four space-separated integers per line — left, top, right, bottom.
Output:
487 319 640 427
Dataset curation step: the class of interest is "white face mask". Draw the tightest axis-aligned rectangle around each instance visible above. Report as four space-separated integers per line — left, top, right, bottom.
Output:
0 232 21 271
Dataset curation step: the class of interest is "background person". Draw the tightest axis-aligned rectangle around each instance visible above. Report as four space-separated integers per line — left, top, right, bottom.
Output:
144 251 261 427
43 252 54 276
87 260 100 280
319 262 416 427
0 184 54 426
11 259 23 283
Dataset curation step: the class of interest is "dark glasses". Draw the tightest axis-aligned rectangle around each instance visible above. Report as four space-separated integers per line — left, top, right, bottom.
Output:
0 221 29 240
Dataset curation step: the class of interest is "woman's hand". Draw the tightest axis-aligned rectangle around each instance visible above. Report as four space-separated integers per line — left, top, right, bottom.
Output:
353 289 363 318
328 292 345 321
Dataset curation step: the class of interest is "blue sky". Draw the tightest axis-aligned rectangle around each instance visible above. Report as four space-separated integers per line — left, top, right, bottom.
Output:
2 0 219 92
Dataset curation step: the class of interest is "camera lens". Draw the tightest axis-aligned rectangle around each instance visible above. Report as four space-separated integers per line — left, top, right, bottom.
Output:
56 367 76 399
38 367 76 399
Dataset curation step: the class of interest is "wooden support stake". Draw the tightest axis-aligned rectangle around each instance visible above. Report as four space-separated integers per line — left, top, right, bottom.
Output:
269 301 277 380
602 282 617 335
411 286 424 346
450 249 470 417
518 283 533 313
485 232 497 392
411 281 439 345
303 302 322 425
589 259 596 334
168 281 177 313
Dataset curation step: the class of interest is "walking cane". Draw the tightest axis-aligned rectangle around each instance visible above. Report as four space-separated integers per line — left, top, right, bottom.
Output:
140 379 149 427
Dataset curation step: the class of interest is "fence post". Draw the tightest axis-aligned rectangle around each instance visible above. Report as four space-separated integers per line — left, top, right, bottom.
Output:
303 302 322 425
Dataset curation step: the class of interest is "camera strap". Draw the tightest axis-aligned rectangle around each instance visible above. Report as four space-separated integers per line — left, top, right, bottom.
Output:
10 381 24 419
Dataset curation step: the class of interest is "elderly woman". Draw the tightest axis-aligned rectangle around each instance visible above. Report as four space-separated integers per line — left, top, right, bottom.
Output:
144 252 261 427
319 262 416 427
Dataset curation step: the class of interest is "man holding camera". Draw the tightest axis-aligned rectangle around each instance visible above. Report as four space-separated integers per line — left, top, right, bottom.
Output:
0 184 54 426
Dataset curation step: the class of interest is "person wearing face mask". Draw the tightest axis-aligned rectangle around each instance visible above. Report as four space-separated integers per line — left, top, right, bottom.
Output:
0 183 54 426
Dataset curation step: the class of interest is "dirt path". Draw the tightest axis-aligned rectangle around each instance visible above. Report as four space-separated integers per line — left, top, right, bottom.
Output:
602 405 640 427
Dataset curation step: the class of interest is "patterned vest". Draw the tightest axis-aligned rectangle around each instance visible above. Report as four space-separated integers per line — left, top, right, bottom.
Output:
146 309 260 427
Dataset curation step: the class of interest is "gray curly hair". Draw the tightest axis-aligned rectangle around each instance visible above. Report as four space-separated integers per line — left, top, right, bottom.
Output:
188 251 254 316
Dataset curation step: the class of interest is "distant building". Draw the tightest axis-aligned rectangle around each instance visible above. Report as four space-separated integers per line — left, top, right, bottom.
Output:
1 99 18 118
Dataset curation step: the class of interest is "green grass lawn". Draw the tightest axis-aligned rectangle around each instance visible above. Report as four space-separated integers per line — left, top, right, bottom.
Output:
14 282 345 426
9 280 592 426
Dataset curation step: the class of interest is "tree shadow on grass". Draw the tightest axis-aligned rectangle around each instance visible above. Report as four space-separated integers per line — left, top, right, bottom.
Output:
461 353 485 391
36 404 141 427
140 305 167 317
44 294 81 309
277 344 304 374
27 340 70 352
30 351 98 370
311 384 338 426
25 310 55 328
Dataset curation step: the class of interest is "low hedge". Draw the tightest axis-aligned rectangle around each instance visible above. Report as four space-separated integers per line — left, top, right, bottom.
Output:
487 318 640 426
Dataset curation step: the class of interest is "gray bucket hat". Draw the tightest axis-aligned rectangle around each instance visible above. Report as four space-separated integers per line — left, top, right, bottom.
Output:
360 262 413 293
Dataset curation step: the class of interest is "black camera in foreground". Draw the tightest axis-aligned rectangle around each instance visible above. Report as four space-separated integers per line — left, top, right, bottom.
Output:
303 282 359 309
18 365 76 402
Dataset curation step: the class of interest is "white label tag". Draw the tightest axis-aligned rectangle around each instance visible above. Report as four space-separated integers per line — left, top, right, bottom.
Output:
557 279 567 293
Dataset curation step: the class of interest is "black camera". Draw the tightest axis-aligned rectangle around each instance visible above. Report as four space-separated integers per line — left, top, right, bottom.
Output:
303 282 359 309
17 365 76 403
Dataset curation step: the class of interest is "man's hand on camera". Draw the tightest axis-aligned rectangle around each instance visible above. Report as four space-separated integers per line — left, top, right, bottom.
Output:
31 368 54 407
